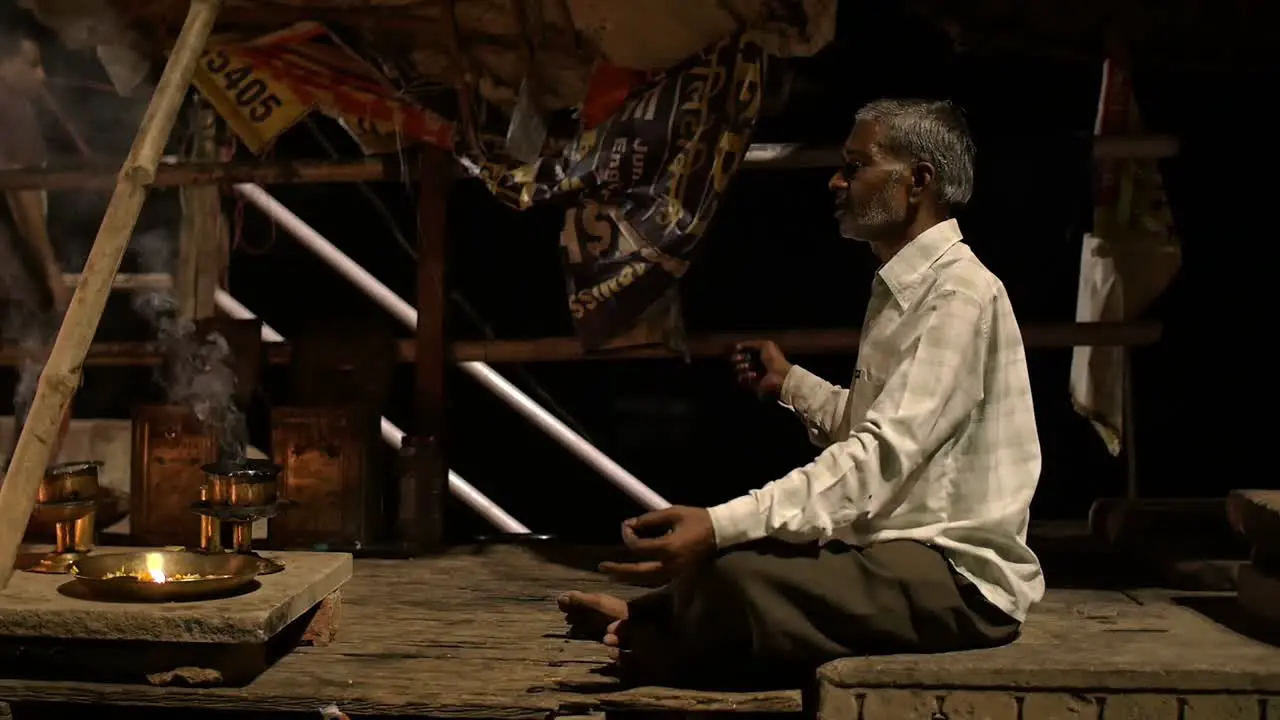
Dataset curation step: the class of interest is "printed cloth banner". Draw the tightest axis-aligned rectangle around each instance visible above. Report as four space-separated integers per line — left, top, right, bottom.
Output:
1070 59 1181 455
194 24 767 349
464 33 767 348
191 22 453 155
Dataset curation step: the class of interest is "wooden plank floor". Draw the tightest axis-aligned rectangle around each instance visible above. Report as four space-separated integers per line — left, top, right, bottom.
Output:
0 545 799 717
0 545 1278 718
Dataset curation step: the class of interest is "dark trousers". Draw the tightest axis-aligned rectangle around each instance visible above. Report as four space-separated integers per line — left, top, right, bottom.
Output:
628 539 1020 688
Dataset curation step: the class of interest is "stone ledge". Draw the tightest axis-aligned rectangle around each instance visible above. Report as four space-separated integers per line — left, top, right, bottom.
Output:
1227 490 1280 550
818 589 1280 694
0 549 351 643
818 689 1278 720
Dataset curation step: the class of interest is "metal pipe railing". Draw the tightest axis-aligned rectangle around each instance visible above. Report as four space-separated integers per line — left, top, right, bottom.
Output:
232 183 670 511
213 288 531 534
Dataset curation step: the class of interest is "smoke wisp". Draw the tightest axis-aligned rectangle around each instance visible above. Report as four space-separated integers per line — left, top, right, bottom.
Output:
131 228 246 463
0 221 60 467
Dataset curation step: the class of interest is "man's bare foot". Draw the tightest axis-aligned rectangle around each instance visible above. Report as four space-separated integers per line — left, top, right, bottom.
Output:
608 620 675 685
558 591 628 640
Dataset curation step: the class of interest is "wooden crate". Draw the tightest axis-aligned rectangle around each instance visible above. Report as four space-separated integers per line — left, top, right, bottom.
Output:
269 406 383 549
129 404 215 547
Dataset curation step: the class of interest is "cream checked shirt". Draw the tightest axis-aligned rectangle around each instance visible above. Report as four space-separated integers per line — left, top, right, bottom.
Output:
708 219 1044 622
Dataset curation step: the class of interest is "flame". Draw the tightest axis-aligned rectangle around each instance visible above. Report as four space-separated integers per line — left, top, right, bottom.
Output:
144 553 168 584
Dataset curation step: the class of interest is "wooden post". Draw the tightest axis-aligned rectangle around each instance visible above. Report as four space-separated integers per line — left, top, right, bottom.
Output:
196 116 229 320
0 0 222 590
407 147 453 553
176 103 222 321
177 101 228 321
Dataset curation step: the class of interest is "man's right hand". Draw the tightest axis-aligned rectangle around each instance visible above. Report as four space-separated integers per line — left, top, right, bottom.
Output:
731 340 792 398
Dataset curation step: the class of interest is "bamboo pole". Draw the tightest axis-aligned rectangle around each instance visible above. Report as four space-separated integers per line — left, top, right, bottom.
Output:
0 0 222 591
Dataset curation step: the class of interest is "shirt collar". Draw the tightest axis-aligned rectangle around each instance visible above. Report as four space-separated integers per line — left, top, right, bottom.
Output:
876 219 964 305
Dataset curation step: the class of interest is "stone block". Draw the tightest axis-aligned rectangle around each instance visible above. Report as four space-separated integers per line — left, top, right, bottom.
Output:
1021 693 1099 719
1102 694 1178 720
1227 490 1280 551
1182 695 1262 720
859 689 936 720
815 683 858 720
939 691 1017 720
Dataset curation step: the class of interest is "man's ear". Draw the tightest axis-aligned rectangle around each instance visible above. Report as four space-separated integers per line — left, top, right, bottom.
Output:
909 162 936 200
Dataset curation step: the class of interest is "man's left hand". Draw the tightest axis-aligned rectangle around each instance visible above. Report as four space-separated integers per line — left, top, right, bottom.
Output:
598 506 717 586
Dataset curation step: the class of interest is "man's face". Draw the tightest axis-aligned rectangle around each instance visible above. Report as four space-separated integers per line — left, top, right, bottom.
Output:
0 39 46 97
829 120 909 242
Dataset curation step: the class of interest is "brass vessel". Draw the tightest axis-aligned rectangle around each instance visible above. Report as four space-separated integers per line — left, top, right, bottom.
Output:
194 459 288 574
20 461 102 574
70 550 261 602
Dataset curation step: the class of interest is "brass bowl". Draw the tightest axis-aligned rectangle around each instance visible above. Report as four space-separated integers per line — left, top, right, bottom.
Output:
202 460 281 508
70 550 261 602
37 461 101 504
27 487 127 539
31 499 96 525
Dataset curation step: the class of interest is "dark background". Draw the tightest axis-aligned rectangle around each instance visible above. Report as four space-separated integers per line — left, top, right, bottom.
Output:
6 2 1260 544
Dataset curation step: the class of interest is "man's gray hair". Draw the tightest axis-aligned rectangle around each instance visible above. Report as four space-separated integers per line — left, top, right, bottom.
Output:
855 98 976 207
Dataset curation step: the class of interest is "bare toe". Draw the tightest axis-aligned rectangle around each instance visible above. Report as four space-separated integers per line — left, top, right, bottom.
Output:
558 592 628 619
558 592 629 640
603 619 623 647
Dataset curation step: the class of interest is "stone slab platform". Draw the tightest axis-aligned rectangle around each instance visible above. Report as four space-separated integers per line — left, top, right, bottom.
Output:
821 588 1280 694
1228 489 1280 550
819 588 1280 719
0 547 351 644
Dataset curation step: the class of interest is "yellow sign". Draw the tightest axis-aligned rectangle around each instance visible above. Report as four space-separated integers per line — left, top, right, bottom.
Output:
191 46 311 153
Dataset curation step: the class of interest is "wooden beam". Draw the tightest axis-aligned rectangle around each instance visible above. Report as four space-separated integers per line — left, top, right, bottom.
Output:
0 134 1180 190
744 134 1179 168
407 147 453 554
0 322 1162 368
61 272 173 291
0 0 222 592
448 321 1164 362
0 158 417 191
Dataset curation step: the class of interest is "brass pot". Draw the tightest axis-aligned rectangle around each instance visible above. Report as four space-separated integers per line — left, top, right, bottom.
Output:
38 461 102 504
202 459 281 508
30 499 96 525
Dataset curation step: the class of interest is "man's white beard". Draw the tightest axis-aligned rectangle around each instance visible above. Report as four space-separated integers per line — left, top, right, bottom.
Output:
838 212 871 242
838 201 899 242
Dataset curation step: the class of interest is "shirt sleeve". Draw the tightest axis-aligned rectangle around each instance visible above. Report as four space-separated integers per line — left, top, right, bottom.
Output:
708 289 990 548
778 365 849 448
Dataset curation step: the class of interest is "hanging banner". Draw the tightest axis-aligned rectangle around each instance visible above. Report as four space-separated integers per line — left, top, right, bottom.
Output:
466 33 766 348
580 61 654 131
190 23 454 155
192 24 767 348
